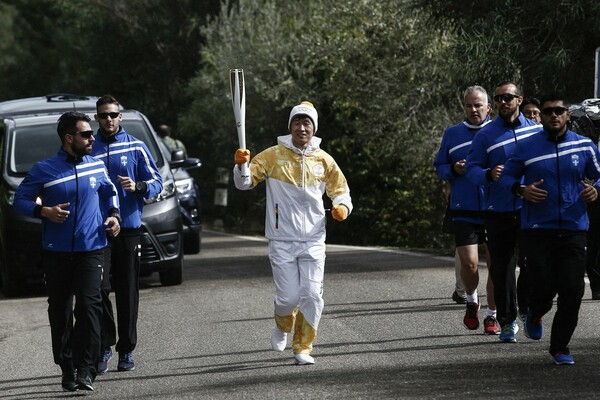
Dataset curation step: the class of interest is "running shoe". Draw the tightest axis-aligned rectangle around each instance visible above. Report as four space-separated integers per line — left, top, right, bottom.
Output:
499 321 519 343
553 352 574 365
294 353 315 365
483 316 501 335
117 352 135 371
452 290 467 304
271 327 287 352
524 313 543 340
60 362 76 392
75 373 94 391
97 348 113 374
463 302 480 330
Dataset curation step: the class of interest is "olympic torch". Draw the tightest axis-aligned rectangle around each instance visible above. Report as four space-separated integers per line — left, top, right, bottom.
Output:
230 68 249 177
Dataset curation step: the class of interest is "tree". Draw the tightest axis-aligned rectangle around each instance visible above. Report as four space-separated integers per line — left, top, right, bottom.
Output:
0 0 220 129
415 0 600 100
181 0 459 248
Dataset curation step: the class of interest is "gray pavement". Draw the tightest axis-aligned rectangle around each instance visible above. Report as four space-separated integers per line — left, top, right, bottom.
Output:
1 229 599 399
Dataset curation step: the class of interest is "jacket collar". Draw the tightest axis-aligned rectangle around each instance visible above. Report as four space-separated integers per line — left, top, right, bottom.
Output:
463 116 491 130
277 134 321 155
96 127 125 143
59 148 83 164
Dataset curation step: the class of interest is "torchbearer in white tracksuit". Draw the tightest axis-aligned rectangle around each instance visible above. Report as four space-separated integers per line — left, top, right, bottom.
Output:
233 101 353 365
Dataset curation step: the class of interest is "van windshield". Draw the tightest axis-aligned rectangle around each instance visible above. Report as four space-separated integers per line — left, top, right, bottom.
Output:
7 119 163 176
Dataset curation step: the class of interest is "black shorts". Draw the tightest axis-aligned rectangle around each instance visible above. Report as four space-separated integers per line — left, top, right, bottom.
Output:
454 220 486 247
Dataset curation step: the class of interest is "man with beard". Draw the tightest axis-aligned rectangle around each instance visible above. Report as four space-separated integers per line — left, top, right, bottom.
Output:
499 93 600 364
434 85 499 334
466 82 541 343
13 112 121 391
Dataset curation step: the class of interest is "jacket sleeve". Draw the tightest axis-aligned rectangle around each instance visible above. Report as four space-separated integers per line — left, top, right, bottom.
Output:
233 150 270 190
13 163 44 218
433 130 456 181
465 132 491 186
99 167 120 216
326 160 353 214
136 142 163 199
498 148 524 193
584 141 600 184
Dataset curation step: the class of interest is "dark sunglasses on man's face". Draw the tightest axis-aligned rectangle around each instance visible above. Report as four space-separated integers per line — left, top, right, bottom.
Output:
73 130 94 139
493 93 519 102
97 112 120 119
541 107 569 116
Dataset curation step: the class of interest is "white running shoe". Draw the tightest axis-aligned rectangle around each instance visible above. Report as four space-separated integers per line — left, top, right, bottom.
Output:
271 327 287 352
294 353 315 365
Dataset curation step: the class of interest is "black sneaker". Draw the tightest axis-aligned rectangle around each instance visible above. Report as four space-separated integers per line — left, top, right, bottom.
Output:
75 373 94 391
452 290 467 304
60 363 76 392
118 352 135 371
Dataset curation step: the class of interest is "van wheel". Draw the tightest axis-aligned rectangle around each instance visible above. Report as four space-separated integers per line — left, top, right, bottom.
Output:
183 232 200 254
159 261 183 286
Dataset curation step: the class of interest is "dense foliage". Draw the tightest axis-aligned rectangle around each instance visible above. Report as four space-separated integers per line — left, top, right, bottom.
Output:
1 0 599 250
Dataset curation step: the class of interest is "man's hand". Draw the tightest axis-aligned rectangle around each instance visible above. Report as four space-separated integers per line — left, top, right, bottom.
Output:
332 205 349 221
490 164 504 181
41 202 71 223
117 175 135 193
522 179 547 203
235 149 250 166
579 181 599 203
453 159 466 175
104 216 121 237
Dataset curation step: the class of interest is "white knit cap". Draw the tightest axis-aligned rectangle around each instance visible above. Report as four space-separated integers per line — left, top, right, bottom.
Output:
288 101 318 133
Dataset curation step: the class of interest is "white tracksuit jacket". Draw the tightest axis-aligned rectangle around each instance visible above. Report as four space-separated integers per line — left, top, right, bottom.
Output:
233 134 353 240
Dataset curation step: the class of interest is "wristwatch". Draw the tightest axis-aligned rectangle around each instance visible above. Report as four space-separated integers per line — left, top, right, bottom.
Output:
135 181 146 194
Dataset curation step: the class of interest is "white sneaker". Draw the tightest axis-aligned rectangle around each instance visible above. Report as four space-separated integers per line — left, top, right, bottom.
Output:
271 327 287 352
294 353 315 365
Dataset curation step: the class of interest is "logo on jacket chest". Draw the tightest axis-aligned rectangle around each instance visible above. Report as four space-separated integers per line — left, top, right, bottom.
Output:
312 164 325 177
89 176 97 188
121 155 128 166
571 154 579 166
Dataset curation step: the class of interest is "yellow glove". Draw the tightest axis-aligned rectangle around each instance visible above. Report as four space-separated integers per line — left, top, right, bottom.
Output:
332 205 348 221
235 149 250 165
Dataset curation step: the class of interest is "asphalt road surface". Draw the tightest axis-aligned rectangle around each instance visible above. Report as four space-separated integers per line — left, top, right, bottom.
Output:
1 229 599 399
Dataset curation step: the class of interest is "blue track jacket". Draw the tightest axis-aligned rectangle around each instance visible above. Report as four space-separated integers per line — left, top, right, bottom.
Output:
434 117 491 222
14 149 119 252
499 129 600 231
466 113 542 213
92 128 163 229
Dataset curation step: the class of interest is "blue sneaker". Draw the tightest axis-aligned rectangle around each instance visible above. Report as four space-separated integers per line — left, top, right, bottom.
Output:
524 313 543 340
499 321 519 343
97 348 112 374
118 352 135 371
553 353 574 365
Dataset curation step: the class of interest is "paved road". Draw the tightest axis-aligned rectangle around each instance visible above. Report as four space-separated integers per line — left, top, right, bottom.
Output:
1 230 599 399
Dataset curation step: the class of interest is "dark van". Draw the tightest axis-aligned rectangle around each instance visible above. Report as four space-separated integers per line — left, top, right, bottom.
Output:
0 94 185 296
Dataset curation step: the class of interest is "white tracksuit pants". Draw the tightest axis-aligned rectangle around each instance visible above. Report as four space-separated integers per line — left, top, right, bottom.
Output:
269 239 325 354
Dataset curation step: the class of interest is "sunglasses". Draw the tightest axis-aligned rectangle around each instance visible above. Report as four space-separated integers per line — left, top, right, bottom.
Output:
493 93 519 102
72 130 94 139
97 112 120 119
541 107 569 116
